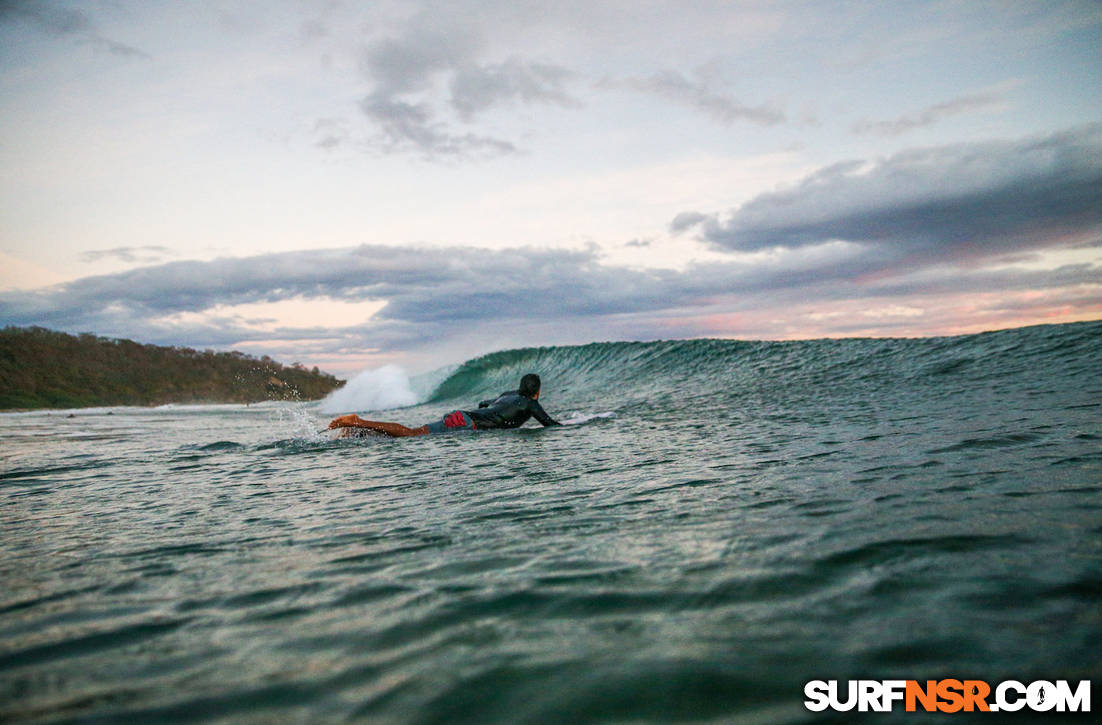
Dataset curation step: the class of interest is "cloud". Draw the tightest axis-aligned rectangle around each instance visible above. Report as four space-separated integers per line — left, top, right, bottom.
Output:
2 235 1097 360
80 246 174 264
852 82 1019 136
449 58 578 119
359 94 517 158
0 245 657 334
354 21 580 159
0 0 149 58
670 211 711 235
678 125 1102 266
599 70 784 126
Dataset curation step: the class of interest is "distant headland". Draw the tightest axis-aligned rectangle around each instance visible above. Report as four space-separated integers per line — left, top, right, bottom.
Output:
0 326 344 410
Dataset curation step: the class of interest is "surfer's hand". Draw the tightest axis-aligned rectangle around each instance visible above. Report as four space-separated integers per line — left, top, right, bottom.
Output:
328 415 363 429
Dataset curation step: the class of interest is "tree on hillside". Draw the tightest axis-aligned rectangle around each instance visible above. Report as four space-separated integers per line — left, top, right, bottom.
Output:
0 326 345 409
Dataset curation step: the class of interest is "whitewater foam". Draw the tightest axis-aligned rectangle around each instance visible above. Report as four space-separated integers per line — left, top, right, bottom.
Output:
560 411 616 425
319 365 419 414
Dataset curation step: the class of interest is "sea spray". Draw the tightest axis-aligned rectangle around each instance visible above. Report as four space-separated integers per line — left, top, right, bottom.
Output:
319 364 419 414
271 403 327 441
409 363 459 402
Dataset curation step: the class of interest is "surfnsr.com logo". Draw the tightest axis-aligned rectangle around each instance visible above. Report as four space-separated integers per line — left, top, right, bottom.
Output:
804 679 1091 713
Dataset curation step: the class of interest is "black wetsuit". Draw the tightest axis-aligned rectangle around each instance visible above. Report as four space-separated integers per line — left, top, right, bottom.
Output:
467 391 561 429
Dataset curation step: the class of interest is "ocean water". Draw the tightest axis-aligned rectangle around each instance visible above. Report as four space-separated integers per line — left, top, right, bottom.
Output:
1 321 1100 724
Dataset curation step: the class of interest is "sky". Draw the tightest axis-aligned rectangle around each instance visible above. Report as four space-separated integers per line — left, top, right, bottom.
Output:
1 0 1100 376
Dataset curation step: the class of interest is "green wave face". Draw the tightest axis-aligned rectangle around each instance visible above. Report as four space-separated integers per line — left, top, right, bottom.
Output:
425 321 1102 413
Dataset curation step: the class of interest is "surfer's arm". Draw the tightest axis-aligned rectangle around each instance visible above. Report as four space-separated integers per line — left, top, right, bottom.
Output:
328 414 372 429
530 400 561 427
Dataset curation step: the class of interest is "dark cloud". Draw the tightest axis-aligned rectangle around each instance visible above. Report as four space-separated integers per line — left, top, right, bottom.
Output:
679 125 1102 266
0 0 149 58
0 0 90 34
852 84 1015 136
0 245 654 331
0 246 673 354
598 70 784 126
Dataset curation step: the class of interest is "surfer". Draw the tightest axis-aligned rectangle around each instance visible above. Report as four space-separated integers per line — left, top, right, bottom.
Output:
328 373 561 437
